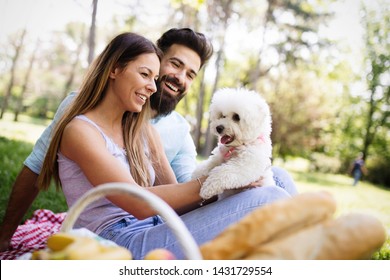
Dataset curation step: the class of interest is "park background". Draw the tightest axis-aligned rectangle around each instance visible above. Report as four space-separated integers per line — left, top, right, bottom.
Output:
0 0 389 259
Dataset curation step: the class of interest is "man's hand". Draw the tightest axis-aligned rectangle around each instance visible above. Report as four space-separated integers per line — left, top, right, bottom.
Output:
0 228 12 252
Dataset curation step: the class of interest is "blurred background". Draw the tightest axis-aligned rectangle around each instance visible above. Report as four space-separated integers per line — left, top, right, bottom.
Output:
0 0 389 187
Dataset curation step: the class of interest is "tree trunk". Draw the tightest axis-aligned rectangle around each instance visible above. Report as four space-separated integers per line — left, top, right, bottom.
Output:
87 0 98 65
248 1 273 90
193 68 206 152
0 29 26 119
14 39 39 122
203 44 225 156
201 0 233 156
62 34 85 99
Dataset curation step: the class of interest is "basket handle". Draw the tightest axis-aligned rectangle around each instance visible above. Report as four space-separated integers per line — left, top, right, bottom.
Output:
60 182 203 260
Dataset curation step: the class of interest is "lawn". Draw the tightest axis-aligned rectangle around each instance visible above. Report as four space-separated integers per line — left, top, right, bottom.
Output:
0 113 51 144
0 136 68 222
291 171 390 260
276 158 390 259
276 157 390 230
0 113 68 223
0 113 389 259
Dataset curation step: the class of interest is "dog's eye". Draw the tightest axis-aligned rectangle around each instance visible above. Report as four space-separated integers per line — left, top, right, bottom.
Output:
232 113 240 122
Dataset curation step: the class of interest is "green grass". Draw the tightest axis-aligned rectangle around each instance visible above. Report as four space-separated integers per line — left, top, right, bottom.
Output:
1 113 389 259
0 136 68 223
0 113 67 223
292 171 390 229
0 113 51 144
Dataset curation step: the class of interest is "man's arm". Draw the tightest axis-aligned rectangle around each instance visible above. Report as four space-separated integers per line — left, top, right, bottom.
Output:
170 132 197 183
152 112 198 183
0 166 39 251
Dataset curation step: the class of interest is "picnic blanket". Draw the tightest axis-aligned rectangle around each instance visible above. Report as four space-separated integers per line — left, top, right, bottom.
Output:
0 209 66 260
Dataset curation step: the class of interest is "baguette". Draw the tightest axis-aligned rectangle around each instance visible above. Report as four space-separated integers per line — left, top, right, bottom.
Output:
244 212 387 260
200 191 336 260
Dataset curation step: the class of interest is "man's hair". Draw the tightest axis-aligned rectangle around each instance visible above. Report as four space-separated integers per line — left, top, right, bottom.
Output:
157 28 213 68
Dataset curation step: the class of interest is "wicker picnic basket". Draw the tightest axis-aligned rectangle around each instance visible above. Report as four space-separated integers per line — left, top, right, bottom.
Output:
59 182 203 260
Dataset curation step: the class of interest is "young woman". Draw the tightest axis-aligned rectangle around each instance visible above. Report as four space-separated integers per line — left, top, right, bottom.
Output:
38 32 291 259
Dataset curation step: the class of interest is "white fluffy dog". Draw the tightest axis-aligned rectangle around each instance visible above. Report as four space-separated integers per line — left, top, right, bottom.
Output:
192 87 275 200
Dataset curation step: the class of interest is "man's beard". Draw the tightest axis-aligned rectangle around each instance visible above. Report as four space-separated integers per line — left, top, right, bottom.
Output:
150 75 185 117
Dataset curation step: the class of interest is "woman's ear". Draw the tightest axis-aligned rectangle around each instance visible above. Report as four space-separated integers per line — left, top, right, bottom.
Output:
109 67 119 79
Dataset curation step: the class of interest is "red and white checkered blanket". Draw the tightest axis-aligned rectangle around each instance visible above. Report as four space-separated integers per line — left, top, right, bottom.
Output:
0 209 66 260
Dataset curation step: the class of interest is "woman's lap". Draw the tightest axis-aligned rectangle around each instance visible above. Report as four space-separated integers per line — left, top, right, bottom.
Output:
101 185 292 259
272 166 298 196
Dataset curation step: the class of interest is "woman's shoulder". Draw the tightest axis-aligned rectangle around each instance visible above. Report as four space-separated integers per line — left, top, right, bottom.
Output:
66 115 99 132
63 116 104 145
61 116 107 160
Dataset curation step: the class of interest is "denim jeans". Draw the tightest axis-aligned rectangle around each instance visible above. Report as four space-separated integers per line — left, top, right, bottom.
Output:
353 169 362 186
99 167 297 259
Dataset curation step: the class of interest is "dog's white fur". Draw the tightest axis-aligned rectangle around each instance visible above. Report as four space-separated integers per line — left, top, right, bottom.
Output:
192 87 275 200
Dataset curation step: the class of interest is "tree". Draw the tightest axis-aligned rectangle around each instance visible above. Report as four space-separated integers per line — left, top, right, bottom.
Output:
359 2 390 186
87 0 98 65
171 0 204 115
62 23 87 99
187 0 335 156
13 39 40 121
244 0 334 90
201 0 234 156
25 29 86 119
263 63 338 160
0 29 26 119
361 3 389 161
171 0 204 28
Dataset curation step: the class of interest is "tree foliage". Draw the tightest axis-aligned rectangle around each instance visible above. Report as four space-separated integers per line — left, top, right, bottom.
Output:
360 2 390 185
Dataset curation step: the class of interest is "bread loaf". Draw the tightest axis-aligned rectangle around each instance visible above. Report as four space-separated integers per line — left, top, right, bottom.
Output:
244 212 387 260
200 191 336 259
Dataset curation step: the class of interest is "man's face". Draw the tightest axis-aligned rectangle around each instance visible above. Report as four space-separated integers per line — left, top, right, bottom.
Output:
150 44 201 117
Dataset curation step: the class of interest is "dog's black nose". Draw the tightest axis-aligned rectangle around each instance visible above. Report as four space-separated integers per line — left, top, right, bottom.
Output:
216 125 224 134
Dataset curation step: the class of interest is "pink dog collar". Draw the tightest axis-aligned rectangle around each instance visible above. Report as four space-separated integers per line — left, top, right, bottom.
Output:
219 134 265 160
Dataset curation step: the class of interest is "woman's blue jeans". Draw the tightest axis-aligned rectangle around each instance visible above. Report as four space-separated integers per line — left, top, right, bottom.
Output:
99 166 298 259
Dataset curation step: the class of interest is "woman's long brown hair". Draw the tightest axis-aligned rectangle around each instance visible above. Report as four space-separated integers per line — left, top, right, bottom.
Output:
38 32 162 190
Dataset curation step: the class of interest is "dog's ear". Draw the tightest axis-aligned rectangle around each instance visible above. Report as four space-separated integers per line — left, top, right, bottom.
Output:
210 89 230 121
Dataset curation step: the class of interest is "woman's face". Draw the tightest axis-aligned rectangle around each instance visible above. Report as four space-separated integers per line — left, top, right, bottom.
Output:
110 53 160 112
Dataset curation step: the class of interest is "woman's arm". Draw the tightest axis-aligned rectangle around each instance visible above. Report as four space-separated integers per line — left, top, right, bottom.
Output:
60 119 207 220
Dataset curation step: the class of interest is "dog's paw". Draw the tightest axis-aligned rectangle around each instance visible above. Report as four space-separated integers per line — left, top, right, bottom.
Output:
200 187 216 200
261 170 276 186
192 168 207 180
263 176 276 187
200 181 222 200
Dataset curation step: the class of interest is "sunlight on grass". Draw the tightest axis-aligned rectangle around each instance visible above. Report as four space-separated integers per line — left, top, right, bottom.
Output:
275 157 390 236
289 170 390 231
0 113 51 144
280 163 390 259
